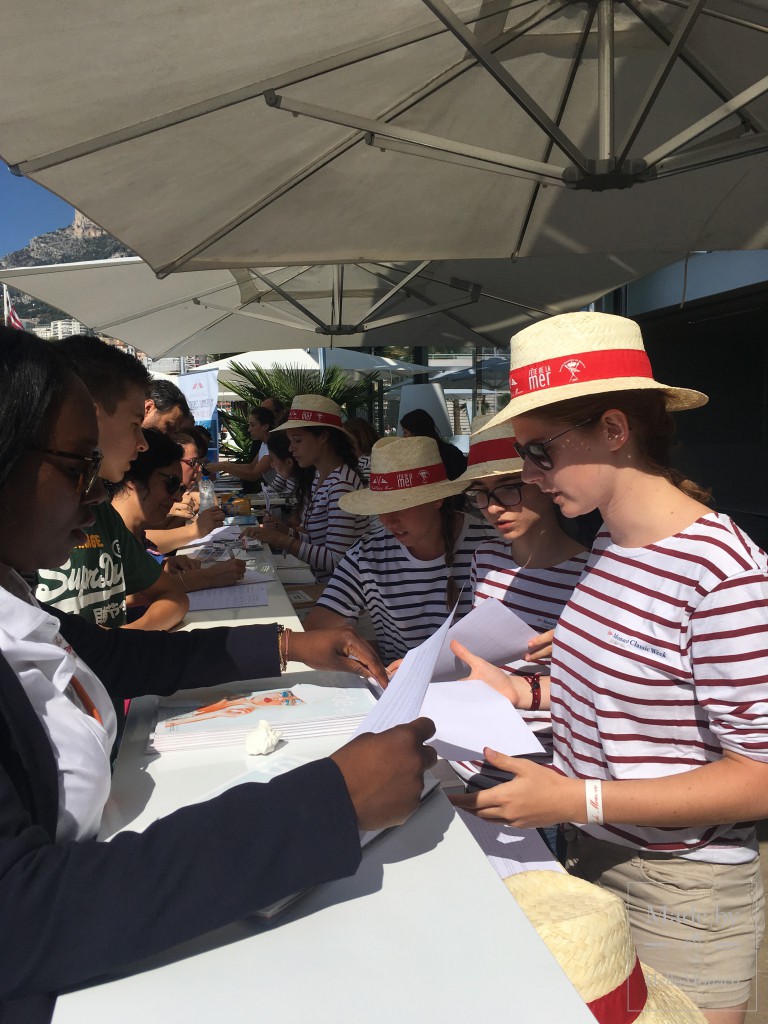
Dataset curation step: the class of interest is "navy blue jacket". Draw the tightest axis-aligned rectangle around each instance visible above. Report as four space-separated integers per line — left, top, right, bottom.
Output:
0 609 361 1023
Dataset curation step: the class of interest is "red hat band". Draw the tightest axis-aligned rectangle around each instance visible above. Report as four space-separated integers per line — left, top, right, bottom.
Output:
509 349 653 400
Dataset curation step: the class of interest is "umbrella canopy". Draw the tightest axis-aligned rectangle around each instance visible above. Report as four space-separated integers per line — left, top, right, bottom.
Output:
0 252 679 358
1 1 766 270
186 347 424 377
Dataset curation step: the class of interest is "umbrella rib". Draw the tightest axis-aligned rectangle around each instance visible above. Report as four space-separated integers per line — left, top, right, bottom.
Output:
649 130 768 178
248 268 329 330
155 2 571 275
641 74 768 169
268 93 567 183
617 0 708 164
352 261 432 328
366 262 560 317
510 1 594 257
654 0 768 33
362 293 479 331
10 1 521 176
419 0 588 170
192 299 320 332
623 0 768 134
90 279 245 331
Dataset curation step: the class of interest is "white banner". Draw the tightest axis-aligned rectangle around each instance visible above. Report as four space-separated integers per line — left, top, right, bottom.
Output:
178 369 219 423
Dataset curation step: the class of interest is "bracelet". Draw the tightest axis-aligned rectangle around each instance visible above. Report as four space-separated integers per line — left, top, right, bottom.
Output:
524 672 541 711
518 671 540 712
585 779 604 825
276 624 290 672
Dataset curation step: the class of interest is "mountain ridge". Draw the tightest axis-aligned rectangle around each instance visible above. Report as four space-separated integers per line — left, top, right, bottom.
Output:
1 217 133 323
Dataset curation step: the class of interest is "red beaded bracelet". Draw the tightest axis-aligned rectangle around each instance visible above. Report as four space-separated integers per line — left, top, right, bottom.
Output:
522 672 541 711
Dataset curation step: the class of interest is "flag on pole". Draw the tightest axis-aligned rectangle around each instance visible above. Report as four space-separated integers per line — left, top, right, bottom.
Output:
3 284 24 330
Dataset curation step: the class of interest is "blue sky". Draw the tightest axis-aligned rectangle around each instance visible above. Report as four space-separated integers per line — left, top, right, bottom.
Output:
0 159 73 258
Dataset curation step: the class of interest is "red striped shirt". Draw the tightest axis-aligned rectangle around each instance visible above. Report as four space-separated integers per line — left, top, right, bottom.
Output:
552 513 768 862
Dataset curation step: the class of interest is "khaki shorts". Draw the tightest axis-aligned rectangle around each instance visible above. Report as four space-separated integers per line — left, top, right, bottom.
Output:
565 827 765 1010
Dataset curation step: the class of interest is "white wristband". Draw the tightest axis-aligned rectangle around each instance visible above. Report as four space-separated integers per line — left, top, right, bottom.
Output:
585 779 604 825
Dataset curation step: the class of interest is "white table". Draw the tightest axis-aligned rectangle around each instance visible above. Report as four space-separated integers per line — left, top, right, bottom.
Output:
52 574 593 1023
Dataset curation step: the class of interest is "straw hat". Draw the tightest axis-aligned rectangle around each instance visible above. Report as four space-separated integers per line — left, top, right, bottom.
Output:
271 394 350 435
504 872 705 1024
339 436 466 515
482 311 707 429
455 413 523 485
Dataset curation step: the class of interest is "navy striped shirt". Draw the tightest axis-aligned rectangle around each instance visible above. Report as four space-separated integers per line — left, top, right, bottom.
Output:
317 515 493 662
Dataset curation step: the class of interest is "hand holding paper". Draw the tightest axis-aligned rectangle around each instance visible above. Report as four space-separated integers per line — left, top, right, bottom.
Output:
449 753 579 828
449 640 535 709
331 717 437 830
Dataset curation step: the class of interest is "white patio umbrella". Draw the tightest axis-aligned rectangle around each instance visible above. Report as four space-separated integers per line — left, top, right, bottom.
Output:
0 1 766 270
0 251 680 359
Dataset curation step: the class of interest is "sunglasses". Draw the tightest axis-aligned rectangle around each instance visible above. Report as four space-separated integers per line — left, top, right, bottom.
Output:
156 471 186 496
464 482 523 510
28 447 104 496
513 416 597 471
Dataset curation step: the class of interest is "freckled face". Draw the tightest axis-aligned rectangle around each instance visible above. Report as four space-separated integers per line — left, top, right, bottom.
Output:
471 473 556 540
512 412 609 518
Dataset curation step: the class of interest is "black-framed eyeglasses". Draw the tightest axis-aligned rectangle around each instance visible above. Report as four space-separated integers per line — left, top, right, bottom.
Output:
464 482 523 510
156 471 186 496
513 416 597 471
28 447 104 496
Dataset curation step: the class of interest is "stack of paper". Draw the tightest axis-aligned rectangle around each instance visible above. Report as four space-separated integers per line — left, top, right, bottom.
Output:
187 581 269 611
151 682 375 752
354 599 544 761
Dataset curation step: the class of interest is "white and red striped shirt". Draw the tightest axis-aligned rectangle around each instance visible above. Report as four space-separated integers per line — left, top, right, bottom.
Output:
451 541 588 786
552 513 768 862
297 464 368 582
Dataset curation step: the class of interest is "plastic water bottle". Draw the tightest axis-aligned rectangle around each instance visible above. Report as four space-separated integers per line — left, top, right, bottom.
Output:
198 472 216 511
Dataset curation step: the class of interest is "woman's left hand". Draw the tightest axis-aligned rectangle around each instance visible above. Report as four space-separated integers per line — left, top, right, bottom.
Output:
164 555 202 574
450 640 532 707
258 525 291 550
449 752 583 827
288 627 388 688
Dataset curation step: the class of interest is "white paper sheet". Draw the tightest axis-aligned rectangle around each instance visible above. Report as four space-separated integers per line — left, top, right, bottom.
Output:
454 808 562 877
184 523 242 548
187 582 269 611
432 598 538 682
420 679 544 761
352 606 456 737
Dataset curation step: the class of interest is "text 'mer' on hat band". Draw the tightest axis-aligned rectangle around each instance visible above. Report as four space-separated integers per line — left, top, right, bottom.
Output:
291 408 343 428
587 957 647 1024
468 436 518 468
509 349 653 400
369 461 447 492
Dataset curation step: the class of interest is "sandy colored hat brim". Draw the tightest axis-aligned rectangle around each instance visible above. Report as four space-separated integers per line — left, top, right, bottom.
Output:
339 477 466 515
481 378 707 433
504 871 706 1024
456 412 524 484
339 434 468 514
455 460 523 486
479 310 707 432
270 394 352 439
271 417 355 442
271 416 350 436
